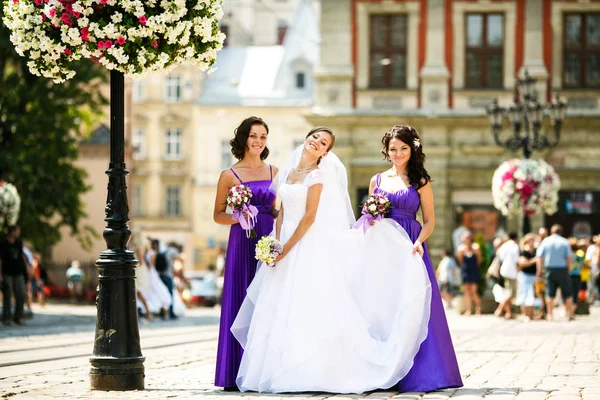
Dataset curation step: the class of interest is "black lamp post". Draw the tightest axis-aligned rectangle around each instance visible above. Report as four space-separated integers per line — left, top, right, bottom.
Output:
486 69 567 235
89 70 145 390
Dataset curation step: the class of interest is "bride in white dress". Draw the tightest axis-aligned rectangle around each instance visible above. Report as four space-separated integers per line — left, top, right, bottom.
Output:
231 127 432 393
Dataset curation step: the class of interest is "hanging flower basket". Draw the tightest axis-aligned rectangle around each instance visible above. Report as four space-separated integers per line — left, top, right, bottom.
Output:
3 0 225 83
0 181 21 228
492 159 561 218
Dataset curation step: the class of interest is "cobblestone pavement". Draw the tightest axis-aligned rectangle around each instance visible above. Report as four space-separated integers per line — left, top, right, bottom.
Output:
1 303 599 400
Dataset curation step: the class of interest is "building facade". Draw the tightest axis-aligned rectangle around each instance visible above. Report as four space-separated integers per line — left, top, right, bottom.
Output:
309 0 600 259
130 0 320 269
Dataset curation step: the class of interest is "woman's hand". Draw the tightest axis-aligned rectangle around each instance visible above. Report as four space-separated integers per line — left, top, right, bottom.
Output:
412 240 424 257
274 247 287 263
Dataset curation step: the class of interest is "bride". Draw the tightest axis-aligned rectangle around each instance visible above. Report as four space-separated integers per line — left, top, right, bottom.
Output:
231 127 432 393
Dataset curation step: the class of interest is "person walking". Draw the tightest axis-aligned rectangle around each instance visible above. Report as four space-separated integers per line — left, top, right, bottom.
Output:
0 225 29 326
537 224 575 321
457 232 482 316
496 232 520 319
515 233 542 321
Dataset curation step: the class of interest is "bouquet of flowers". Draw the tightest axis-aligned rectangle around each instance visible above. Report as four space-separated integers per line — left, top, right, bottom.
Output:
255 236 283 267
3 0 225 83
227 184 258 238
353 192 391 232
0 181 21 228
492 158 561 217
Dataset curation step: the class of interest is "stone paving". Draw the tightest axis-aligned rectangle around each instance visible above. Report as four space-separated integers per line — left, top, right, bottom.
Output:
1 304 599 399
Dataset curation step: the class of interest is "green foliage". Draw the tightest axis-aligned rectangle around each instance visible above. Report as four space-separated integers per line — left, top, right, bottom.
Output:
474 233 491 295
0 7 108 251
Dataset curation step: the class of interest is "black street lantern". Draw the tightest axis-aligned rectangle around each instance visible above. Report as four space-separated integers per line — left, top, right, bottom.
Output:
486 69 567 234
89 71 145 390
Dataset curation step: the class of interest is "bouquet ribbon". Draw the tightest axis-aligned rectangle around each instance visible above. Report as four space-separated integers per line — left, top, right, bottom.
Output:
233 204 259 238
352 213 383 233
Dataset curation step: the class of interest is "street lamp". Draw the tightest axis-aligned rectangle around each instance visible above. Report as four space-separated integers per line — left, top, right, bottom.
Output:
486 69 567 234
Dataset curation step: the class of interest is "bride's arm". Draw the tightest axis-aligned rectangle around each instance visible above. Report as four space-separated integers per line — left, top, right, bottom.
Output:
276 204 284 241
275 183 323 261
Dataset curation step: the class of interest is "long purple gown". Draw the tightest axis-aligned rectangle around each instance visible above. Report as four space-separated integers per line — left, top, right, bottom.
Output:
215 168 276 388
375 174 463 392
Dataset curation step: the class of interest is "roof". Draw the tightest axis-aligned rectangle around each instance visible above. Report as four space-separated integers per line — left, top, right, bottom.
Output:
199 0 319 107
82 124 110 145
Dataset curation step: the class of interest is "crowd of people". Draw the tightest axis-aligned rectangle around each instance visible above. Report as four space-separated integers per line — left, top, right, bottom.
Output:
437 224 600 321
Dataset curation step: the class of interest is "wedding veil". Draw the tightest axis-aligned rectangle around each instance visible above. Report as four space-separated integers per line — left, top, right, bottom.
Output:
271 145 356 229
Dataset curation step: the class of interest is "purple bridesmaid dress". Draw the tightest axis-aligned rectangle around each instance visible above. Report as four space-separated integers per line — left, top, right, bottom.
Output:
374 174 463 392
214 167 276 388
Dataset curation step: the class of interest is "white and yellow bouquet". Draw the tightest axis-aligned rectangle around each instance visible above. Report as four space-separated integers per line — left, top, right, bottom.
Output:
255 236 283 267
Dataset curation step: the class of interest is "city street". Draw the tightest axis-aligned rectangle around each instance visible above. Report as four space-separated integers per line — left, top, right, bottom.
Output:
1 304 599 400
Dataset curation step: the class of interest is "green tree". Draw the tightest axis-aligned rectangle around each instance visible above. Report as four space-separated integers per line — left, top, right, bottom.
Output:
1 7 108 251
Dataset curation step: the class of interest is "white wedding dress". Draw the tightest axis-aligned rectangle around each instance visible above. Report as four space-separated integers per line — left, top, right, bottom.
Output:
231 150 432 394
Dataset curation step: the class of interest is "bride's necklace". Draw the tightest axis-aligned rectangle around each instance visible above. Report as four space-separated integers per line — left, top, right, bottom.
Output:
295 164 317 172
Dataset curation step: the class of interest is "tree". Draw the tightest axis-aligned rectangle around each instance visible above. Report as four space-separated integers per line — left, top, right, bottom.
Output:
0 6 108 251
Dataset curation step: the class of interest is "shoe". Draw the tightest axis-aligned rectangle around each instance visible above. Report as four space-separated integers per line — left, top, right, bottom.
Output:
169 315 179 320
2 320 12 326
13 320 26 326
24 309 34 319
223 386 239 392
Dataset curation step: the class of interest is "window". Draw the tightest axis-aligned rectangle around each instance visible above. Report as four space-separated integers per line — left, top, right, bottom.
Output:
132 79 145 102
221 140 233 169
165 76 181 102
221 24 229 47
369 14 407 88
165 128 182 159
132 185 144 216
295 72 305 89
165 186 181 217
564 13 600 88
277 20 288 45
132 128 146 159
465 13 504 88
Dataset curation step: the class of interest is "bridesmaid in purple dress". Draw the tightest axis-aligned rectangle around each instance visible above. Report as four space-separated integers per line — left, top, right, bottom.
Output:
369 125 463 392
213 116 277 390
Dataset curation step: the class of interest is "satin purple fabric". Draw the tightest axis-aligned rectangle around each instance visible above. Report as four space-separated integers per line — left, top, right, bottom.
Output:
375 176 463 392
214 179 275 388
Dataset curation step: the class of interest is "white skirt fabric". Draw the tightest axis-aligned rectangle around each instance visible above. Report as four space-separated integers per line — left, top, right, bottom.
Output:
138 267 172 313
231 218 432 394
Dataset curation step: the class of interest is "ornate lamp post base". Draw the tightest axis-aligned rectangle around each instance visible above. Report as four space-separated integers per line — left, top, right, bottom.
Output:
90 71 145 391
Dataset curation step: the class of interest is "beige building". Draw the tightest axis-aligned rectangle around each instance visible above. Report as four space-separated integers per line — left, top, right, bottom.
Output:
310 0 600 261
130 0 320 269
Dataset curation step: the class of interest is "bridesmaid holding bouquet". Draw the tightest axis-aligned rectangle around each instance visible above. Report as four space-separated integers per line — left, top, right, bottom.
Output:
213 116 278 390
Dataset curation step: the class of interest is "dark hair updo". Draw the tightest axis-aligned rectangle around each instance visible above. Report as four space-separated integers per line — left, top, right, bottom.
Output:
305 126 335 164
380 125 431 190
230 116 270 161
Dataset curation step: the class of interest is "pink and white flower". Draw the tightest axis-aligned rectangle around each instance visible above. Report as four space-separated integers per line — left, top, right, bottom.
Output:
3 0 226 83
492 159 560 217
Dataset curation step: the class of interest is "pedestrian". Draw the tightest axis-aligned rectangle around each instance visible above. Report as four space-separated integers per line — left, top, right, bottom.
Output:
212 116 278 390
66 260 85 303
537 224 575 321
456 231 482 315
28 253 46 308
436 249 460 308
144 239 171 319
584 235 598 302
568 238 586 305
496 232 520 319
515 233 542 321
535 227 549 248
0 225 29 326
